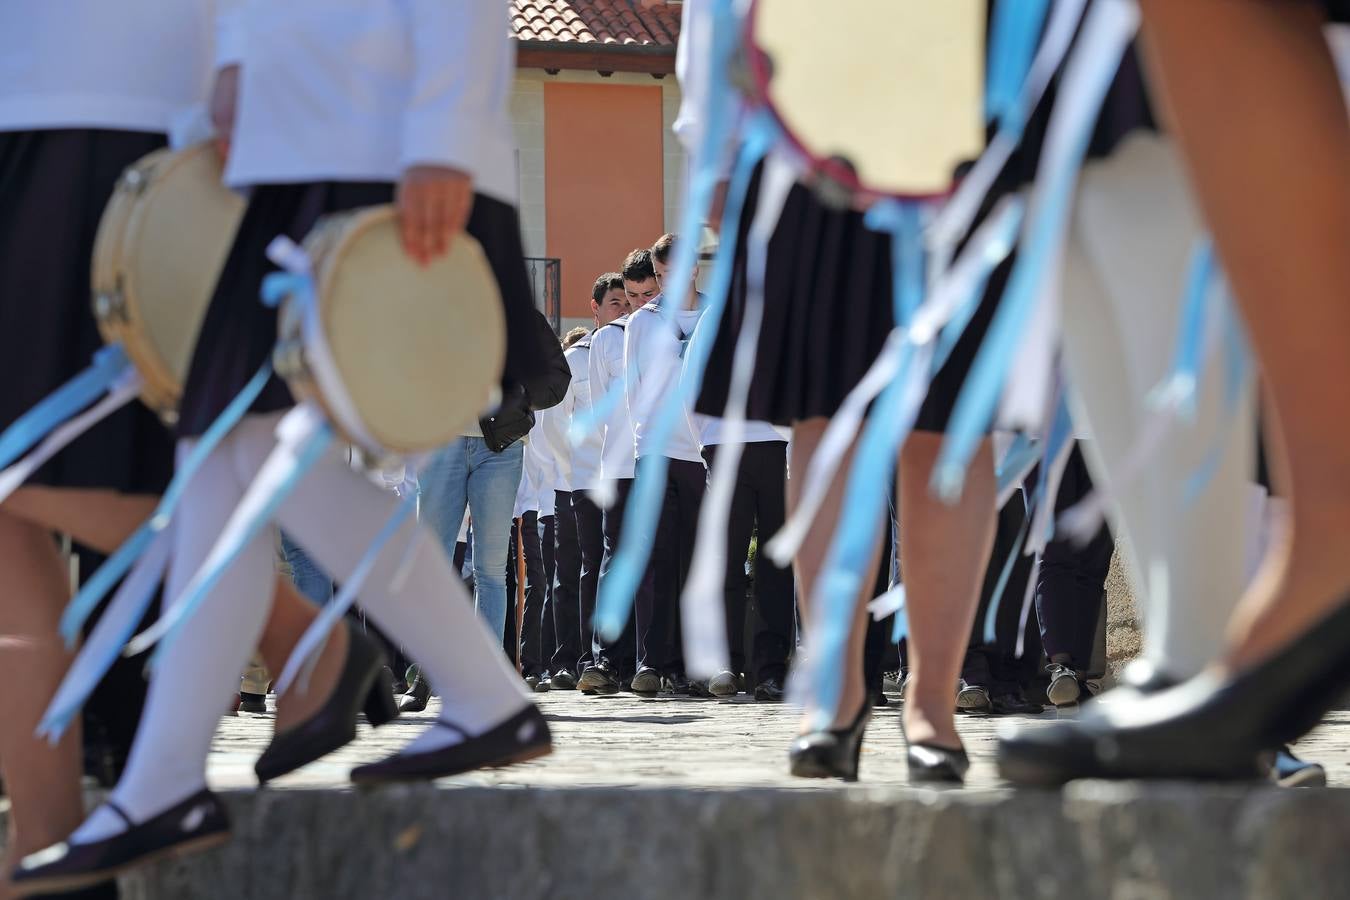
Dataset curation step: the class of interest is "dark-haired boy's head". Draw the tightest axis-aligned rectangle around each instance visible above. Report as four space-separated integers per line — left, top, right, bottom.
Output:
621 248 659 307
648 233 698 300
590 271 629 326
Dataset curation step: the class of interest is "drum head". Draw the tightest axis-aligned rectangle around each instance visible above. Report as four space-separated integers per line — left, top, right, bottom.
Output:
747 0 986 202
311 207 506 454
97 144 244 413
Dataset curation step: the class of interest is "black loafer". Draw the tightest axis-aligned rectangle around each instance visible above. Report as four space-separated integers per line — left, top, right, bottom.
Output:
254 623 394 784
398 674 432 713
551 669 578 691
350 705 553 785
13 789 229 894
630 666 662 697
753 678 785 702
907 743 970 784
578 662 621 696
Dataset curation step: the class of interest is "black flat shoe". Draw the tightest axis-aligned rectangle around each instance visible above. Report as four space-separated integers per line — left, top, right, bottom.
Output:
349 705 552 785
907 742 971 784
13 790 229 894
398 673 432 713
578 661 621 696
788 704 871 782
753 678 785 702
254 623 392 784
998 595 1350 786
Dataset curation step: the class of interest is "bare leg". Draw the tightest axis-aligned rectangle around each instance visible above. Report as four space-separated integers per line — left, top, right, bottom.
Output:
1138 0 1350 669
788 419 882 732
0 510 85 897
898 434 996 750
263 579 347 732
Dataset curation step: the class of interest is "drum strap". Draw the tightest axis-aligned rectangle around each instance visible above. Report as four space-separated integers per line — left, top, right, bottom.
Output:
0 344 132 471
38 361 276 741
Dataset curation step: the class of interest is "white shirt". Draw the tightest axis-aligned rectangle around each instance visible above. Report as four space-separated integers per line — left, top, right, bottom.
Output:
699 418 791 447
0 1 214 135
589 318 637 483
538 344 587 493
218 0 517 202
625 301 705 465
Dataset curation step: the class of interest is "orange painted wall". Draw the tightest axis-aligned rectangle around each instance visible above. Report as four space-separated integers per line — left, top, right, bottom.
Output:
545 82 665 321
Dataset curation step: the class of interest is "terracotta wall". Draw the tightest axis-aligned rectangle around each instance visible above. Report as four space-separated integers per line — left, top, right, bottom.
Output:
544 82 666 321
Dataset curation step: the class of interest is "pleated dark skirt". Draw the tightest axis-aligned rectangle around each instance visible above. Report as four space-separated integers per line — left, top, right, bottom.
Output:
0 128 173 493
695 165 1002 432
177 184 550 438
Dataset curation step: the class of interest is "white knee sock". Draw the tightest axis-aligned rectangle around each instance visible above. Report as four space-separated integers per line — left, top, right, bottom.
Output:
74 418 276 841
1061 135 1255 681
271 439 529 753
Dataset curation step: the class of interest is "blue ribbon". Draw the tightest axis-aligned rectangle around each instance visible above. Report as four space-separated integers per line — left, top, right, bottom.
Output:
0 345 130 471
59 362 275 645
1149 240 1215 421
986 0 1052 131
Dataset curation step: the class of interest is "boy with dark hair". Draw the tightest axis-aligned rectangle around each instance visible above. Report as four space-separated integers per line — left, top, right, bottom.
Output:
622 236 707 696
576 273 639 694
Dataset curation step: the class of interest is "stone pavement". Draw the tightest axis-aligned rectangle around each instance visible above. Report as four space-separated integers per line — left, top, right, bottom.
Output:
208 686 1348 791
95 689 1350 898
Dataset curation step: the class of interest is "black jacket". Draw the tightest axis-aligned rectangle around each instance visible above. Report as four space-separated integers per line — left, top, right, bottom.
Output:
479 309 571 452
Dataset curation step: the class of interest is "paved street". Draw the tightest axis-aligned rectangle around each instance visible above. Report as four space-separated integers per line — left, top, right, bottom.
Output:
208 686 1349 792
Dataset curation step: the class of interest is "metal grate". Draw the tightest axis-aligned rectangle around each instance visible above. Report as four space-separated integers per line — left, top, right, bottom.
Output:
523 257 562 333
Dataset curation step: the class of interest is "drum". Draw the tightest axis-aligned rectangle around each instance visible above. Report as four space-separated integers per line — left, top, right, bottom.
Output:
742 0 986 206
274 205 507 458
92 142 246 421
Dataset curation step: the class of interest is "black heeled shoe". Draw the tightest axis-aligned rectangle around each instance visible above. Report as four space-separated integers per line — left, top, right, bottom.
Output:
788 704 871 782
998 594 1350 786
350 704 552 785
906 742 971 784
254 623 392 784
13 789 229 894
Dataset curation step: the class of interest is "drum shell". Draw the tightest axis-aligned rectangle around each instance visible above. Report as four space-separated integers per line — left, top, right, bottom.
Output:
91 144 244 422
277 206 507 459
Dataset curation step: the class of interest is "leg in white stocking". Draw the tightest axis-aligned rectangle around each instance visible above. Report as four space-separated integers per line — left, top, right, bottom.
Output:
268 442 530 756
73 419 278 842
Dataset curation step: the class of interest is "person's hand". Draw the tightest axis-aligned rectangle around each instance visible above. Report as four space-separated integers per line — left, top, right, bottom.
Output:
396 165 473 266
209 65 240 162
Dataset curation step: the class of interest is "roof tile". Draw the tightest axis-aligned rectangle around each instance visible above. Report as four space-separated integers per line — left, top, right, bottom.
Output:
510 0 682 49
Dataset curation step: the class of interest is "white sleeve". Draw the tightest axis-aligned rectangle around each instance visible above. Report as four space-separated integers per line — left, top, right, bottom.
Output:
673 0 736 179
398 0 514 175
215 0 248 68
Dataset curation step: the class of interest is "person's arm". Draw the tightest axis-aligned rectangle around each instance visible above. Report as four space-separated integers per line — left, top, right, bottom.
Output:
395 0 512 264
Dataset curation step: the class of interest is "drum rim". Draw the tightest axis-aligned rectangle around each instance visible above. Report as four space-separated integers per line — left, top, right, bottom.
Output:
743 0 967 205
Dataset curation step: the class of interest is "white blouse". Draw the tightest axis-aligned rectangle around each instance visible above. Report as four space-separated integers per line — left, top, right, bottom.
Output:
0 1 214 135
219 0 518 203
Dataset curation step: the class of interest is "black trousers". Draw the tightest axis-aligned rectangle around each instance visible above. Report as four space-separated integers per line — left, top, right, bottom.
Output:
574 490 607 672
960 494 1041 691
702 441 795 683
550 491 584 674
538 512 557 670
635 457 707 675
514 510 549 675
1036 445 1113 674
595 478 640 677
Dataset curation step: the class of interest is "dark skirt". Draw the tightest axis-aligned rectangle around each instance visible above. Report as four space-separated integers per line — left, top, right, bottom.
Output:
177 184 550 438
696 39 1158 432
0 129 174 494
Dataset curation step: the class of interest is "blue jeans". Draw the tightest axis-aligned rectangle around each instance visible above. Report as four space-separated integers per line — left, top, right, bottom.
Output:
281 532 334 605
419 436 524 640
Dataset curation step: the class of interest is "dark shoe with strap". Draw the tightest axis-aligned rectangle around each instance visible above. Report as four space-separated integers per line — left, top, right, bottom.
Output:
254 623 394 784
788 704 871 782
350 705 553 785
13 790 229 894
